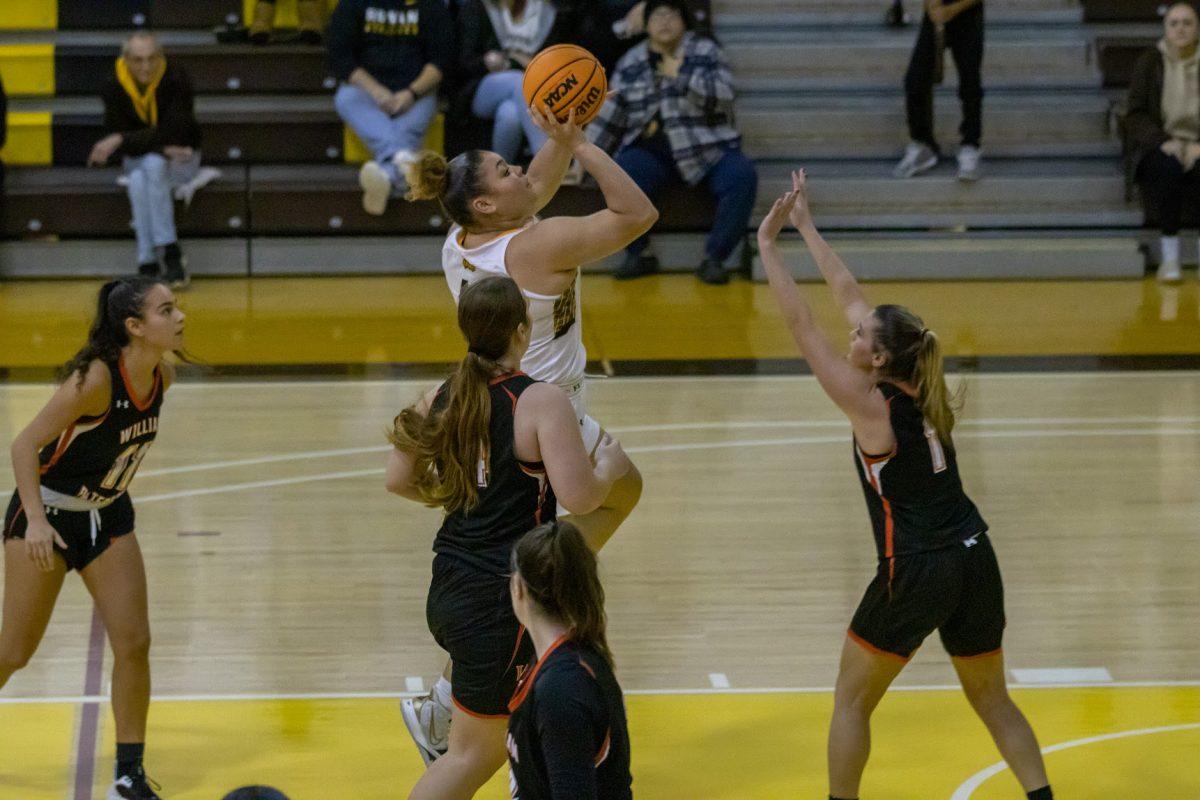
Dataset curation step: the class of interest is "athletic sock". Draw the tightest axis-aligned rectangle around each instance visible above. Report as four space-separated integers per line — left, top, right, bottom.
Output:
433 675 453 708
1027 787 1053 800
115 742 145 779
1162 235 1180 264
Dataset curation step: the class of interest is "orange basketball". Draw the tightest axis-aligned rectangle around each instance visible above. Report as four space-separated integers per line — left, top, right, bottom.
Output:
522 44 608 126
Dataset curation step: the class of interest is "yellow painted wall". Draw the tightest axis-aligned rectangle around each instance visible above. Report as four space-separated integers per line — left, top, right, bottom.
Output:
343 113 444 163
0 112 53 165
0 44 55 96
243 0 339 28
0 0 56 30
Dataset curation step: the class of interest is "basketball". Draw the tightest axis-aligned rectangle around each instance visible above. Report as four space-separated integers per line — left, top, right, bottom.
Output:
522 44 608 126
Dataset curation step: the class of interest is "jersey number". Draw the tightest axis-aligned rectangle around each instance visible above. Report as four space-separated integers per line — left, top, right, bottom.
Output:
923 422 948 474
100 442 153 492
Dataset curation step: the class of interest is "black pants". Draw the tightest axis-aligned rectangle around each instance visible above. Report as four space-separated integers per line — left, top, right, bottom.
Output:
904 3 985 152
1137 149 1200 235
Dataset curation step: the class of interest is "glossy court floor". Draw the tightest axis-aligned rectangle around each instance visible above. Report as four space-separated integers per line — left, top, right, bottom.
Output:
0 275 1198 799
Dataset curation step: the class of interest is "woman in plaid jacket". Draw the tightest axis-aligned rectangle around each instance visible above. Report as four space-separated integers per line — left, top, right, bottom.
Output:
588 0 757 285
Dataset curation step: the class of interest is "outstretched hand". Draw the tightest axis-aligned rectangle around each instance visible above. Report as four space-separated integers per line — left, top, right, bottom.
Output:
529 104 587 150
788 169 814 230
757 190 800 243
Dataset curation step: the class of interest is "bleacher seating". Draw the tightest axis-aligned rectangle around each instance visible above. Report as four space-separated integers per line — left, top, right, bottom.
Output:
0 0 1177 277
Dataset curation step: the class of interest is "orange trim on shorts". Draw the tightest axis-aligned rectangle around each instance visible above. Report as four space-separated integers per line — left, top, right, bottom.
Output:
847 629 911 664
951 647 1004 661
451 695 509 720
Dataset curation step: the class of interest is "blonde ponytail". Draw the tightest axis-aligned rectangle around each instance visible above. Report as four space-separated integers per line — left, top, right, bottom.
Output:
914 329 961 444
873 305 963 444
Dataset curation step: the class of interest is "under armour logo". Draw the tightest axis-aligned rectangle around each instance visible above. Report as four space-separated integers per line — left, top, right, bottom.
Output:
963 534 980 548
116 400 130 409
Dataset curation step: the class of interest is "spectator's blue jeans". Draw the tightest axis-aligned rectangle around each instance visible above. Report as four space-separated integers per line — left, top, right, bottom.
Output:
615 144 758 264
123 152 199 265
334 83 439 187
471 71 547 163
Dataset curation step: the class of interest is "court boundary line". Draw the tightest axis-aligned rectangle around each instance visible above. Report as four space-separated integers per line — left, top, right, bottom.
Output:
4 680 1199 706
113 425 1200 503
4 370 1200 391
131 415 1200 480
949 722 1200 800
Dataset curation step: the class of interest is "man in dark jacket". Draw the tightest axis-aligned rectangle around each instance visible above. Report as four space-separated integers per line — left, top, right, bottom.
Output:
329 0 455 215
88 32 211 287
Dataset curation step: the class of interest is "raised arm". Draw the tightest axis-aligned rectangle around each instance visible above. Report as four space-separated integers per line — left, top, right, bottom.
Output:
508 109 659 275
787 170 873 327
525 105 584 214
758 191 890 444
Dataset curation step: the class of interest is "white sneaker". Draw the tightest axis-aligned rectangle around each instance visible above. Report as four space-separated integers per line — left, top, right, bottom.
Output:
358 160 391 216
391 149 418 190
1157 259 1183 283
956 145 982 182
401 693 451 766
893 142 939 178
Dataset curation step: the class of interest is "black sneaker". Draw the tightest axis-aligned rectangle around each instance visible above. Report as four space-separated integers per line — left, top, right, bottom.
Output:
137 261 161 277
614 253 659 280
696 257 729 285
162 244 190 290
107 770 162 799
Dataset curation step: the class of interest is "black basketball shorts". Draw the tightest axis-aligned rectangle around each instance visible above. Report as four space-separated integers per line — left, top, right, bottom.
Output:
4 491 135 572
426 553 535 718
849 533 1006 661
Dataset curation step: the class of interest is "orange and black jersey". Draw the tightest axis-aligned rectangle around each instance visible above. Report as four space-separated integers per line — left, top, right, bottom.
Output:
433 373 557 577
506 636 632 800
38 357 163 504
853 382 987 561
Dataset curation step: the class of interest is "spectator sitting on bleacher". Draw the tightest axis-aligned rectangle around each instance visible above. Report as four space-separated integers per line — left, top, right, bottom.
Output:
452 0 590 165
88 32 215 289
1126 1 1200 284
248 0 326 46
329 0 455 215
588 0 757 285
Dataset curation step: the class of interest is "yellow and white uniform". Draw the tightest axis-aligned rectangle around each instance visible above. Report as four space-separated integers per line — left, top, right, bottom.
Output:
442 221 603 453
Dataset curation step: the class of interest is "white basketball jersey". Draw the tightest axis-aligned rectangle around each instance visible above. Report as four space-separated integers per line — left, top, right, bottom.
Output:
442 222 586 391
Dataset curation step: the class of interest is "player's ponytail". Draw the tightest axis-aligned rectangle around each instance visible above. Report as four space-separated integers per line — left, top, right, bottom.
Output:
404 149 487 229
60 276 165 386
512 521 615 669
872 304 961 444
389 276 529 514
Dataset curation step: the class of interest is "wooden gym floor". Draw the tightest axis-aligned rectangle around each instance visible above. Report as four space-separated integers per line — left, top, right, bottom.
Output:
0 275 1198 799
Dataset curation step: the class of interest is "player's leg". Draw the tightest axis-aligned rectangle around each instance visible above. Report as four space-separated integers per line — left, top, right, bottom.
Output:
0 538 67 689
81 531 158 797
827 634 907 799
406 710 508 800
952 652 1050 794
942 535 1051 795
